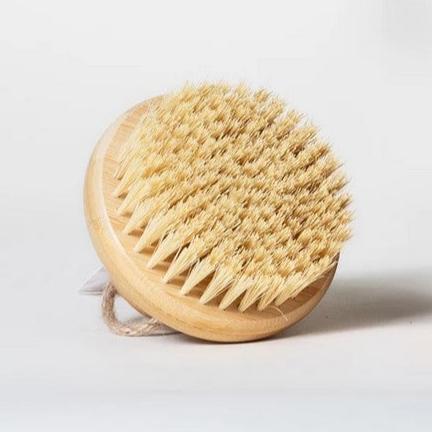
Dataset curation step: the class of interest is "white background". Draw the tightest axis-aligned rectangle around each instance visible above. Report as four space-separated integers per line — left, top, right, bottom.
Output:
1 0 432 430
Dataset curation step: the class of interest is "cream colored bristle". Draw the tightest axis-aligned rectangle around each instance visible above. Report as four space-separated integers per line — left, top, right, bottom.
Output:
219 275 254 310
115 83 352 311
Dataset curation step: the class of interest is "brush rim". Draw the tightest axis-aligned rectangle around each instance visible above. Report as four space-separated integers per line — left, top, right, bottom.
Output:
84 97 338 342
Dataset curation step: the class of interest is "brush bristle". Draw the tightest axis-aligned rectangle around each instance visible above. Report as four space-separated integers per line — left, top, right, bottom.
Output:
115 83 352 311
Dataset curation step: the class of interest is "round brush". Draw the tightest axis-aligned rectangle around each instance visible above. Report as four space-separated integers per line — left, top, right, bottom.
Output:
84 83 351 342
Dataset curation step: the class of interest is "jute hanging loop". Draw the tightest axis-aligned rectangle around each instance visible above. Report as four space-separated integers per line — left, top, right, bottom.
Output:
101 282 176 336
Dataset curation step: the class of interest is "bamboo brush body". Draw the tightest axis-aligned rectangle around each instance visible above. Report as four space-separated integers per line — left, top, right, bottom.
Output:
84 84 351 342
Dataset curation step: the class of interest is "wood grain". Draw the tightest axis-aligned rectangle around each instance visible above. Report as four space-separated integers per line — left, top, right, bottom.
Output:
84 99 338 342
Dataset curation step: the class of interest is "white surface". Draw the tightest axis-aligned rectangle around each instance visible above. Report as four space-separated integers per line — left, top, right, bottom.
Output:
1 0 432 430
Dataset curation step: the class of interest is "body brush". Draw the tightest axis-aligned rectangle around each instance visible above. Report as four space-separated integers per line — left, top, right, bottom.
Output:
84 83 352 342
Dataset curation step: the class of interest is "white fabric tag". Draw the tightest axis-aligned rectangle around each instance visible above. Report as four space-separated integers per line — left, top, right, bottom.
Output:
80 266 110 295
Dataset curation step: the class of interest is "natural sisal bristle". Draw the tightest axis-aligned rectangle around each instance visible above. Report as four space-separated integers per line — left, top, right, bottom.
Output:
114 83 352 311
